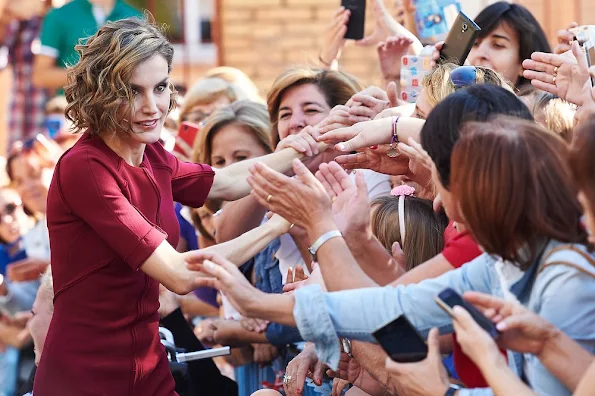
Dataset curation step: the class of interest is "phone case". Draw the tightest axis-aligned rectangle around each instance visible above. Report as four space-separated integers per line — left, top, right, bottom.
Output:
372 315 428 362
440 11 481 65
341 0 366 40
437 288 499 338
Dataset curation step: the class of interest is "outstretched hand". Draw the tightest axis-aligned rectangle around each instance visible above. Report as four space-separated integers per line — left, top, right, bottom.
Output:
185 251 264 318
522 42 588 106
247 159 333 230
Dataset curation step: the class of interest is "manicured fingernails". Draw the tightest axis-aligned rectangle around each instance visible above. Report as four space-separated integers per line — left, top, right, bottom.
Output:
369 145 378 150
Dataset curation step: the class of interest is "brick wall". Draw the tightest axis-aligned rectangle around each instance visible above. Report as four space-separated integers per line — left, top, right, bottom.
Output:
219 0 392 95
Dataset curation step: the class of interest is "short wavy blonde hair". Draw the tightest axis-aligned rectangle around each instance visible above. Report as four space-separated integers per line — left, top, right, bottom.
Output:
65 17 176 136
267 67 361 147
191 100 273 165
422 63 513 108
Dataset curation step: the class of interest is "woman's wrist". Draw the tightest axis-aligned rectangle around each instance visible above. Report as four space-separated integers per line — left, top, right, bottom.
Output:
306 216 339 246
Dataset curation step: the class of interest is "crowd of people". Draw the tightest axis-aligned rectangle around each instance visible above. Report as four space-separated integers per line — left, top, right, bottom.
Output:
1 0 595 396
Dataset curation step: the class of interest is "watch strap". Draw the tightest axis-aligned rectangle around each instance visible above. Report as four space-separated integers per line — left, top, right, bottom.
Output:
445 384 463 396
308 230 342 261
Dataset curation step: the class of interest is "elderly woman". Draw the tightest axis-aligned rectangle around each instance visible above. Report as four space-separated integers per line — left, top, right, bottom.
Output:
34 17 323 395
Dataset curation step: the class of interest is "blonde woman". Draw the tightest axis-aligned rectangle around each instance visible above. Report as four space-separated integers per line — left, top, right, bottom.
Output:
37 18 322 395
178 76 239 126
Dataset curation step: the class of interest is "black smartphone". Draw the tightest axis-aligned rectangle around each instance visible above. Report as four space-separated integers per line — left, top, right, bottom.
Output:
435 288 500 339
439 11 481 65
372 314 428 363
341 0 366 40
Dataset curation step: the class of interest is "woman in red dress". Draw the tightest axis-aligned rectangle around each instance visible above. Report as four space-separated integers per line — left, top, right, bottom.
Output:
34 18 320 395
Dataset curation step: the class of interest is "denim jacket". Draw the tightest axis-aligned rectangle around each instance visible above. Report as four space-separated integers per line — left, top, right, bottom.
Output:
292 239 595 396
249 237 304 345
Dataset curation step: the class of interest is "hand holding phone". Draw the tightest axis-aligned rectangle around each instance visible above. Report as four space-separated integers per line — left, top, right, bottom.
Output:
435 288 499 338
341 0 366 40
439 11 481 66
174 121 201 159
372 314 428 362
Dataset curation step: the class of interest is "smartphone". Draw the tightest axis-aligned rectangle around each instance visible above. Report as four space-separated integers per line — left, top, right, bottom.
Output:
174 121 201 156
439 11 481 65
176 346 231 363
435 288 499 338
372 315 428 363
341 0 366 40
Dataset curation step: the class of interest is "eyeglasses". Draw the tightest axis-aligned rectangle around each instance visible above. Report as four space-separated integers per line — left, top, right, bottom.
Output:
449 66 478 90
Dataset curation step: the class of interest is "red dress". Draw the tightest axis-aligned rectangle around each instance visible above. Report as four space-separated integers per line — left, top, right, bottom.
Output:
34 134 214 396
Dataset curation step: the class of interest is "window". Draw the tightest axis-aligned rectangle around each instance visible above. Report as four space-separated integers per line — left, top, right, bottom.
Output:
125 0 217 63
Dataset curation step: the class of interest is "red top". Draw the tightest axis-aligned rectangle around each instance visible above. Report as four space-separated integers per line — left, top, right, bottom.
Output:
34 134 214 396
442 222 493 388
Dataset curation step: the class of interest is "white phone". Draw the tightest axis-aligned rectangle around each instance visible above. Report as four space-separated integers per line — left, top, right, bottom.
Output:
176 346 231 363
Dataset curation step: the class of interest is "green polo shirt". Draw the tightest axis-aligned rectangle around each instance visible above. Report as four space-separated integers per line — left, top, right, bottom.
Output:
39 0 141 68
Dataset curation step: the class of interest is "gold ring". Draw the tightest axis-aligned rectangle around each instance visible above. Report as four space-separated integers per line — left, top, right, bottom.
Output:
266 194 273 203
552 76 557 84
553 66 559 74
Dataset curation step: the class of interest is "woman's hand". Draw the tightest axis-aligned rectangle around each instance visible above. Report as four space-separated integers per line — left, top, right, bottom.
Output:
384 328 450 396
335 145 411 175
276 126 323 157
266 212 293 235
316 105 354 132
430 41 444 69
331 378 351 396
253 343 279 366
378 35 415 82
283 263 326 293
318 117 393 153
554 22 579 55
194 318 218 347
240 317 269 333
315 162 371 237
284 343 326 396
522 42 588 106
397 137 434 171
319 7 350 68
347 92 390 123
463 292 558 356
186 251 265 318
6 258 50 282
158 284 180 318
451 305 503 370
247 159 333 231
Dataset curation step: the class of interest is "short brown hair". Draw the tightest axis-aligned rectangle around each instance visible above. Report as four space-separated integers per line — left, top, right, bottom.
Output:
371 196 448 271
569 114 595 213
266 67 361 147
450 117 587 268
65 17 176 136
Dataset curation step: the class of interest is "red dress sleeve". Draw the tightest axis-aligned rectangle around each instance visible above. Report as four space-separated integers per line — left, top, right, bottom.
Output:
55 148 167 270
164 149 215 208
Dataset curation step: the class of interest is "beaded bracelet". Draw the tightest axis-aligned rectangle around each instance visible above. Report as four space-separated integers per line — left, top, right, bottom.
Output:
387 116 400 158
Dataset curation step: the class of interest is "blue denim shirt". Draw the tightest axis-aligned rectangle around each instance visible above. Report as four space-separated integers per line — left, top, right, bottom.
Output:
292 240 595 396
248 237 303 346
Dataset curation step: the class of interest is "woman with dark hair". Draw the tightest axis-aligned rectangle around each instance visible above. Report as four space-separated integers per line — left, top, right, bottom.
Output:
468 1 551 91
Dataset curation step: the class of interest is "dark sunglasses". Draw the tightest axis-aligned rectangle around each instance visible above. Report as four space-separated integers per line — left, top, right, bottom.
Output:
449 66 478 90
0 203 19 221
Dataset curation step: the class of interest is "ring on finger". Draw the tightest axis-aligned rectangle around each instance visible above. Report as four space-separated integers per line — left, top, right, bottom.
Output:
553 66 559 74
552 75 557 84
266 194 273 203
283 375 292 385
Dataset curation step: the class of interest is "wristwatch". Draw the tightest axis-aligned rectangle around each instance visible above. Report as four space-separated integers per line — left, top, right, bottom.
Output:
445 384 464 396
308 230 342 262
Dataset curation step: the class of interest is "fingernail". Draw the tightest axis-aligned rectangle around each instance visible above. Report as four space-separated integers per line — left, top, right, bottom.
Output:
337 144 346 151
369 145 378 150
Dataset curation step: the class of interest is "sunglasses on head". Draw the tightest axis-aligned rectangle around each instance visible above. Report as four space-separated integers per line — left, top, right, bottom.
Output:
449 66 478 90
